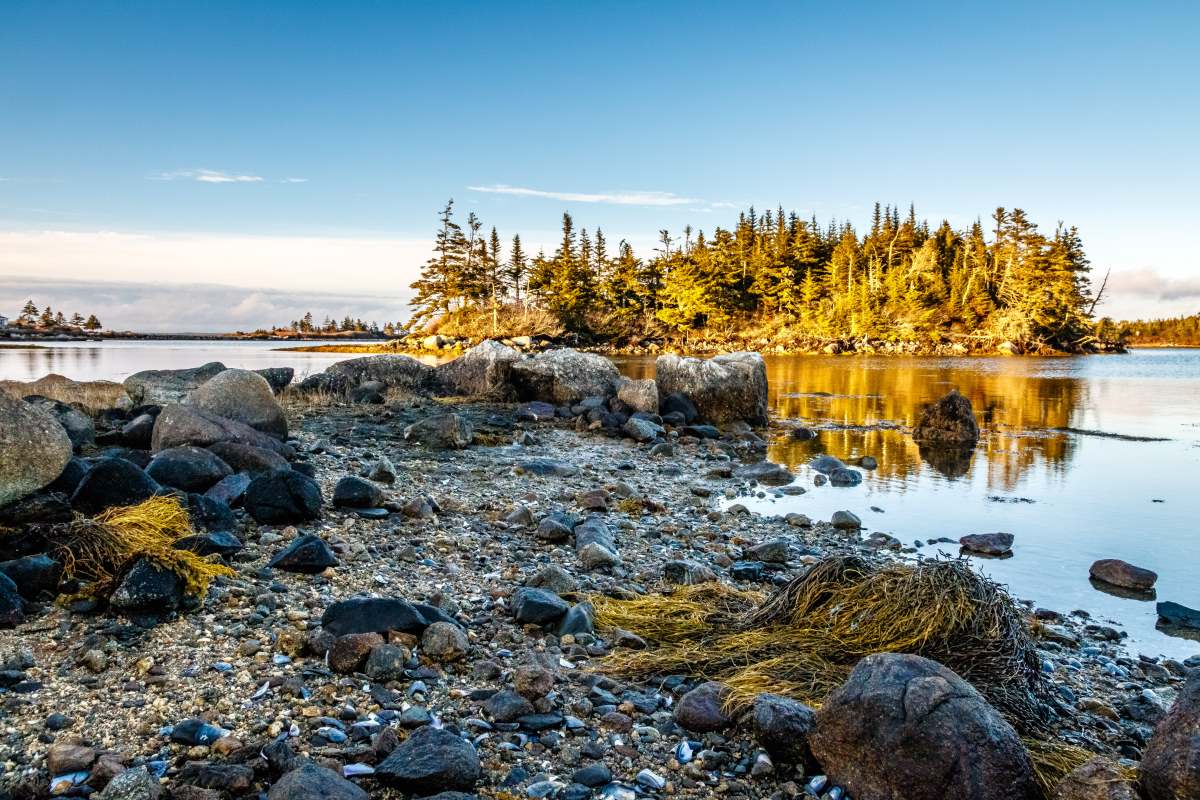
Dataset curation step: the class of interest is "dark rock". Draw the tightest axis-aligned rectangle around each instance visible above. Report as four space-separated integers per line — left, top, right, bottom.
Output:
205 472 253 507
120 414 157 449
1157 601 1200 630
333 476 385 509
0 491 72 528
321 597 429 636
186 492 237 532
207 441 290 476
734 461 793 486
808 653 1039 800
364 643 409 681
267 763 366 800
751 693 816 768
557 602 595 636
485 690 535 723
349 382 386 404
374 725 481 794
47 456 90 496
297 372 352 397
511 587 569 625
0 391 73 508
516 459 578 477
71 457 161 515
661 392 699 424
151 404 293 456
516 401 557 422
124 361 227 405
959 532 1015 557
675 682 733 732
828 466 863 486
913 389 979 445
0 572 24 628
1090 559 1158 591
655 352 768 426
404 414 474 449
110 557 183 614
328 632 384 673
268 534 338 573
98 445 153 468
681 424 720 439
174 530 243 558
146 446 232 492
1140 669 1200 800
244 470 322 524
572 764 612 788
0 554 61 600
254 367 294 395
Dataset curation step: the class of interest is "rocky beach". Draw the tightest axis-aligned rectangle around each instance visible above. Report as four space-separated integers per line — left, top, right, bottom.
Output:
1 342 1197 800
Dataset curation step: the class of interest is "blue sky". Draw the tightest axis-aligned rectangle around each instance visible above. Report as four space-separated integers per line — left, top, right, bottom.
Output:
1 1 1198 330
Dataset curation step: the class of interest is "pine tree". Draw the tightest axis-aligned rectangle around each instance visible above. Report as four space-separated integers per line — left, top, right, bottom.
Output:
410 200 467 325
19 300 38 324
506 234 527 304
84 314 102 331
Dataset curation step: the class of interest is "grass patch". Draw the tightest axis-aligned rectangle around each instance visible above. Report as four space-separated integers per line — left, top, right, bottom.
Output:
0 374 126 412
593 555 1048 733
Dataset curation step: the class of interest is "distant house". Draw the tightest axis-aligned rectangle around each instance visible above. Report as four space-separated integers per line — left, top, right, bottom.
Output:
0 315 9 329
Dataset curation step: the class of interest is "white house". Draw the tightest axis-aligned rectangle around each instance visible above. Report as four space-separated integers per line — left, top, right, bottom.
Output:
0 315 9 329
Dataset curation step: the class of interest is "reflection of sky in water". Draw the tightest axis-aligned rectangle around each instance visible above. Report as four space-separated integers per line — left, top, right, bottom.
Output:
617 350 1200 661
3 344 1198 658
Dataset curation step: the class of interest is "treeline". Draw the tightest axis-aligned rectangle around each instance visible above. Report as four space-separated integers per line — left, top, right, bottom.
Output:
282 312 397 336
10 300 102 330
1110 313 1200 346
409 200 1100 351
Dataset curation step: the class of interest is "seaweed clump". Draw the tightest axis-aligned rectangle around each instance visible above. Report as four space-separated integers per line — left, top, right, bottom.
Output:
47 495 234 602
593 555 1049 733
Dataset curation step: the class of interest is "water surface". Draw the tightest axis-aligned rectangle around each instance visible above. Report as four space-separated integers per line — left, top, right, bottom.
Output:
2 342 1197 658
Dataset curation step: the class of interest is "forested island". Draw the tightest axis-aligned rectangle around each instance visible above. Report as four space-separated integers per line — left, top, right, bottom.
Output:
1110 313 1200 347
407 200 1113 355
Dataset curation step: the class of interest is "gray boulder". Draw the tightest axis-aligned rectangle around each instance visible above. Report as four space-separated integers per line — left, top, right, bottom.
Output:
404 413 473 449
206 441 290 476
654 352 768 426
435 339 521 397
146 445 232 493
808 653 1039 800
124 361 227 405
23 396 95 449
616 377 659 414
913 389 980 445
509 349 621 405
325 355 435 392
187 368 288 439
0 392 73 508
151 404 292 456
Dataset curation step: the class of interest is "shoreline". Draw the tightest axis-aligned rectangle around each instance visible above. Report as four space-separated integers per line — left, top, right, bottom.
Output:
0 347 1193 797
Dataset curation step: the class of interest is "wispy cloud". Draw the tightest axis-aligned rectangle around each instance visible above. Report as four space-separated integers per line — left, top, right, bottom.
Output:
152 169 265 184
280 177 309 184
468 184 699 207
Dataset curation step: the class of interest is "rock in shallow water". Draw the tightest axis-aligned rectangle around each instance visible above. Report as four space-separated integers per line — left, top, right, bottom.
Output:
959 532 1015 557
1089 558 1157 591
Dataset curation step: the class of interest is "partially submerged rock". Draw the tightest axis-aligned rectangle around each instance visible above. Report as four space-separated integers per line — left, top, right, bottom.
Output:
0 391 73 509
960 532 1015 557
913 389 979 445
1089 558 1157 591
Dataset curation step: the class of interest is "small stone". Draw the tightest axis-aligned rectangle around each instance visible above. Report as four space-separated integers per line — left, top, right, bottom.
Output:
420 621 469 662
328 633 384 674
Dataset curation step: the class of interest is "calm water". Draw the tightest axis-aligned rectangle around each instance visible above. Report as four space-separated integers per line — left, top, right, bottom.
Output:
3 342 1198 658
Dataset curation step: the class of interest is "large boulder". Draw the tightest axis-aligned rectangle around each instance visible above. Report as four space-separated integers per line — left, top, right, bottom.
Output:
124 362 227 405
0 392 73 508
146 446 233 492
70 457 161 515
808 653 1039 800
151 404 292 456
243 471 323 524
435 340 521 397
654 352 768 426
23 396 95 450
324 355 435 392
616 378 659 414
913 390 979 445
109 556 183 615
1140 669 1200 800
374 725 481 794
404 414 473 449
509 349 621 405
187 368 288 440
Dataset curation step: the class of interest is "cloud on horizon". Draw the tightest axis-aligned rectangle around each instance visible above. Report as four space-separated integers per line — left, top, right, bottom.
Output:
0 275 412 333
468 184 699 207
1106 269 1200 301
